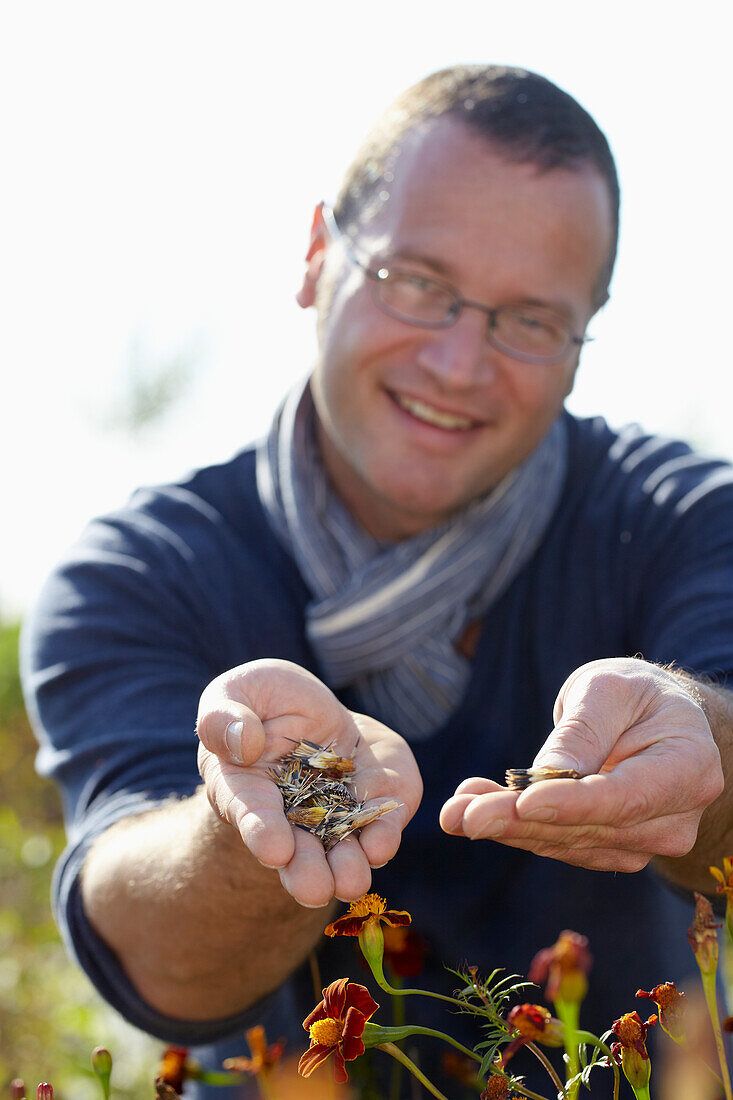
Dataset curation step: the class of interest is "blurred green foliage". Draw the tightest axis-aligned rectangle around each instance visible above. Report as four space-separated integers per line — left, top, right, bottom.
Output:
0 620 159 1099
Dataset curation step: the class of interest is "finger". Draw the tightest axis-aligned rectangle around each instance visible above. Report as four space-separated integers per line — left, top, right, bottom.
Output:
327 835 374 902
457 792 700 856
357 800 409 867
454 777 501 797
440 787 519 836
493 839 654 873
514 758 709 828
199 749 295 867
278 824 336 908
196 692 267 767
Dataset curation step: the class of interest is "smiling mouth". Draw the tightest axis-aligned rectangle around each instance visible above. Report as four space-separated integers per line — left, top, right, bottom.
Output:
391 392 479 431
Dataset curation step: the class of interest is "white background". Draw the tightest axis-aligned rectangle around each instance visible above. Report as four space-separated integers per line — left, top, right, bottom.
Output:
2 0 731 616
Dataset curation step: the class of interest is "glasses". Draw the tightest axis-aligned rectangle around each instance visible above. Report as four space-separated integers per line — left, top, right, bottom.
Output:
322 205 590 366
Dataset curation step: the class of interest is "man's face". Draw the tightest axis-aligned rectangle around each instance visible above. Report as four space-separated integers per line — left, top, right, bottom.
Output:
301 118 614 541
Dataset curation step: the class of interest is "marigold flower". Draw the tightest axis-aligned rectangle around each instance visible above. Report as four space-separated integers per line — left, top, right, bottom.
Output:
636 981 686 1042
157 1047 191 1095
610 1011 656 1092
299 977 379 1084
223 1025 285 1076
710 857 733 898
506 1004 564 1047
382 923 426 977
687 891 721 976
324 893 411 938
710 858 733 942
528 929 592 1005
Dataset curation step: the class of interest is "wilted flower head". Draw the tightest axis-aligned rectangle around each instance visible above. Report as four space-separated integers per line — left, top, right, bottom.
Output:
506 1004 564 1047
223 1026 285 1076
637 981 686 1042
481 1077 523 1099
10 1082 25 1100
687 892 721 976
299 978 379 1084
528 929 592 1005
610 1011 656 1092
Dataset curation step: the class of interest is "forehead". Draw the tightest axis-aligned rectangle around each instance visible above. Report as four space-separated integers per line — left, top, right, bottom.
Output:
357 117 614 314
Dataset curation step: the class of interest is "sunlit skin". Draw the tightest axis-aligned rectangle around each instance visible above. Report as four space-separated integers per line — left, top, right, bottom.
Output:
297 116 614 541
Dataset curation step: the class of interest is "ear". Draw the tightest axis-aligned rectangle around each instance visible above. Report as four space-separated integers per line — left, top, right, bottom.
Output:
295 202 329 309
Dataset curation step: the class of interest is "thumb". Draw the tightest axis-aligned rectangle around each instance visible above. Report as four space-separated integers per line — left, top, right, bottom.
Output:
533 664 636 776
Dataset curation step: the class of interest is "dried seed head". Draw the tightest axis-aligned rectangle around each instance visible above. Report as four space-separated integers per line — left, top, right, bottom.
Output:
505 767 581 790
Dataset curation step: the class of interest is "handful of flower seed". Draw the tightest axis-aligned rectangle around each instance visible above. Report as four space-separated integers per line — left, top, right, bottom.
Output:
268 738 400 852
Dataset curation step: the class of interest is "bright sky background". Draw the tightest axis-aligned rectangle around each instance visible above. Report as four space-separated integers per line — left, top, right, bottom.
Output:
2 1 731 618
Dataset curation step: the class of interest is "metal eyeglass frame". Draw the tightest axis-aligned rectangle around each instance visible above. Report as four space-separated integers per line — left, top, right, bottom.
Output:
321 203 590 366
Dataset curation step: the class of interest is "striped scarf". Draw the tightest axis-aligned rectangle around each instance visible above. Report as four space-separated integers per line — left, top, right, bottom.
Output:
256 377 567 740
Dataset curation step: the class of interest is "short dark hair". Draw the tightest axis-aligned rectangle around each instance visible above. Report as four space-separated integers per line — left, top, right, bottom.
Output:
334 65 619 310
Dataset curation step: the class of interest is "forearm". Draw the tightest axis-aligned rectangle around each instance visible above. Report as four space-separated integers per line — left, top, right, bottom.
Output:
81 785 334 1020
655 675 733 894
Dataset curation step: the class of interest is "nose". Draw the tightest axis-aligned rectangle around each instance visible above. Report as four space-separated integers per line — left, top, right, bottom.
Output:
414 307 497 389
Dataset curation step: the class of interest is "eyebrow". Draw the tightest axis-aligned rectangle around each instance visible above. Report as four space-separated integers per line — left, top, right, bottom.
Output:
383 248 578 322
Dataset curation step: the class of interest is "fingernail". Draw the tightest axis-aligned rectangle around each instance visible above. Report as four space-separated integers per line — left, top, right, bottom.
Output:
519 806 556 822
225 720 244 763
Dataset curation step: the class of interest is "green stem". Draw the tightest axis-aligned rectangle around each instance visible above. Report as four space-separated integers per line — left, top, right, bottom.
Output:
628 1085 651 1100
366 1022 480 1062
555 998 581 1098
189 1068 249 1086
389 975 405 1100
377 1043 449 1100
700 970 733 1100
574 1031 620 1100
525 1041 566 1097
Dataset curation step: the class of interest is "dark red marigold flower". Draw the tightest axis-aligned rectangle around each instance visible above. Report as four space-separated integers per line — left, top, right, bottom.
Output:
298 978 379 1084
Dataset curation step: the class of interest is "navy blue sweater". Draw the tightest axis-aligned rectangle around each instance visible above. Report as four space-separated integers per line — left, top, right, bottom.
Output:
21 412 733 1097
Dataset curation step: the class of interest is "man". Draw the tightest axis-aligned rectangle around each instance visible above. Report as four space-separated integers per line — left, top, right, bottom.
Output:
23 65 733 1097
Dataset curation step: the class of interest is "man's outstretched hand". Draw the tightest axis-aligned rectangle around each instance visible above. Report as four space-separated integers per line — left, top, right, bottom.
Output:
440 657 724 872
196 659 423 907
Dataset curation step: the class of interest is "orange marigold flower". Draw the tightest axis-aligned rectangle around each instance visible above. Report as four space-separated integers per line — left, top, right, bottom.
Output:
506 1004 564 1047
528 929 592 1005
687 892 721 976
157 1047 191 1095
710 857 733 899
610 1011 656 1092
223 1026 285 1075
324 893 411 938
299 978 379 1084
636 982 686 1042
382 923 426 977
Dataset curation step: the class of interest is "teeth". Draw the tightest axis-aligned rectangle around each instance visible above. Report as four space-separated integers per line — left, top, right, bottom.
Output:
394 393 475 430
